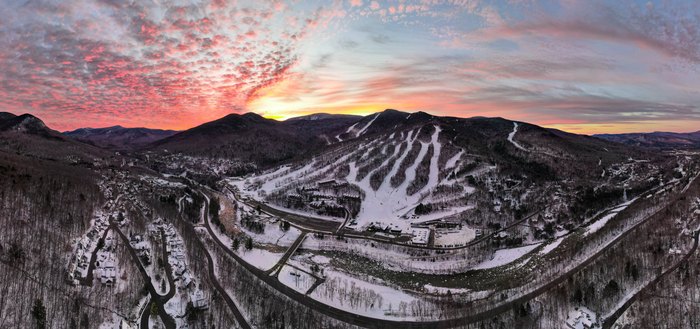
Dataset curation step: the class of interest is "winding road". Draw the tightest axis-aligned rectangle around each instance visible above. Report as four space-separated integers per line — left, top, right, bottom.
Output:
201 177 697 329
112 223 176 329
602 230 700 329
226 185 544 251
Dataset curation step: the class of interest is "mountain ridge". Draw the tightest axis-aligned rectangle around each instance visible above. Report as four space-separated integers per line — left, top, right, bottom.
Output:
594 131 700 148
64 125 179 150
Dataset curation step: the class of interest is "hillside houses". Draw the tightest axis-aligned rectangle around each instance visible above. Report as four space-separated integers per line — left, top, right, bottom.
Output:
129 233 151 265
164 224 194 288
95 250 117 286
67 213 110 284
190 289 209 310
566 307 598 329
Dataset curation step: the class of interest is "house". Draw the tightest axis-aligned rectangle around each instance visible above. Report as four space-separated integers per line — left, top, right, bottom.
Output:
566 307 597 329
386 224 403 234
96 251 117 286
181 271 193 287
119 319 136 329
317 180 337 188
191 290 209 310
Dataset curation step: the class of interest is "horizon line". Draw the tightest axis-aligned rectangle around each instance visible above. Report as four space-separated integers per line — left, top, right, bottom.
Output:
3 109 699 136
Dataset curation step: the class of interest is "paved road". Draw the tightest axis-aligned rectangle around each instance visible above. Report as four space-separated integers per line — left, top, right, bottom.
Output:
203 184 692 329
191 193 253 329
112 224 176 329
160 229 177 300
227 185 544 252
602 230 700 329
336 208 352 233
265 231 307 277
194 227 252 329
78 226 111 286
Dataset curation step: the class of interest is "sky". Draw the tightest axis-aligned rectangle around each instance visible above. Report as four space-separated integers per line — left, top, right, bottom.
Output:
0 0 699 134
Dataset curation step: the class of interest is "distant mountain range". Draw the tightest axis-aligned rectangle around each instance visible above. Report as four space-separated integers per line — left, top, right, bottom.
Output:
7 110 698 157
594 131 700 149
64 125 179 150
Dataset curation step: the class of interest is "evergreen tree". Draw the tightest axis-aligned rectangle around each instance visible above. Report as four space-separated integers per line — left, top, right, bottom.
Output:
245 236 253 250
31 298 46 329
209 197 220 222
603 279 621 298
232 237 240 251
280 221 291 231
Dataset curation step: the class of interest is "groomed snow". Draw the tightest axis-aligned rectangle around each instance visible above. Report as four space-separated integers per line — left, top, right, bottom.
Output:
507 122 527 151
347 125 447 230
354 113 379 137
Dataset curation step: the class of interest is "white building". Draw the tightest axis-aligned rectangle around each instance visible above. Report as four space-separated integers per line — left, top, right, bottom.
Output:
410 228 431 246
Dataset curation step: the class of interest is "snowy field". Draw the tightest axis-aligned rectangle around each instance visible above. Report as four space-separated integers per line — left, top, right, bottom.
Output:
279 265 315 294
472 244 541 270
585 198 636 236
539 235 566 255
433 225 477 247
302 234 488 274
237 247 283 271
310 268 422 320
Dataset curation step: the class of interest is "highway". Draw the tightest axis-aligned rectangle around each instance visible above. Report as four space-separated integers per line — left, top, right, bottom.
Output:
200 179 695 328
190 193 253 329
226 185 544 251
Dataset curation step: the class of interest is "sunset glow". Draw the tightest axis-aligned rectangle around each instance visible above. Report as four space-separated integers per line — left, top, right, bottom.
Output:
1 0 699 134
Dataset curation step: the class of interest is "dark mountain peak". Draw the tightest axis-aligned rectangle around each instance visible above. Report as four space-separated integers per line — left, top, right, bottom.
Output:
405 111 435 123
0 113 52 134
286 113 362 122
0 112 18 121
151 112 283 151
65 125 125 135
380 108 408 115
215 112 270 126
241 112 265 120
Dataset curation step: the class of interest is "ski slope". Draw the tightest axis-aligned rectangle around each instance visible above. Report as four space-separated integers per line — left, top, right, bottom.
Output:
508 122 527 151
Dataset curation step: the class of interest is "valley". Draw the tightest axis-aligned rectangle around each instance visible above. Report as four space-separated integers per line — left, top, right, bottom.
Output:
1 110 699 329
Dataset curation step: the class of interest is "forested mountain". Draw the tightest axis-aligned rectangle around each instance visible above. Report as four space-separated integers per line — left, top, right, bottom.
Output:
64 126 178 150
595 131 700 149
1 110 698 329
